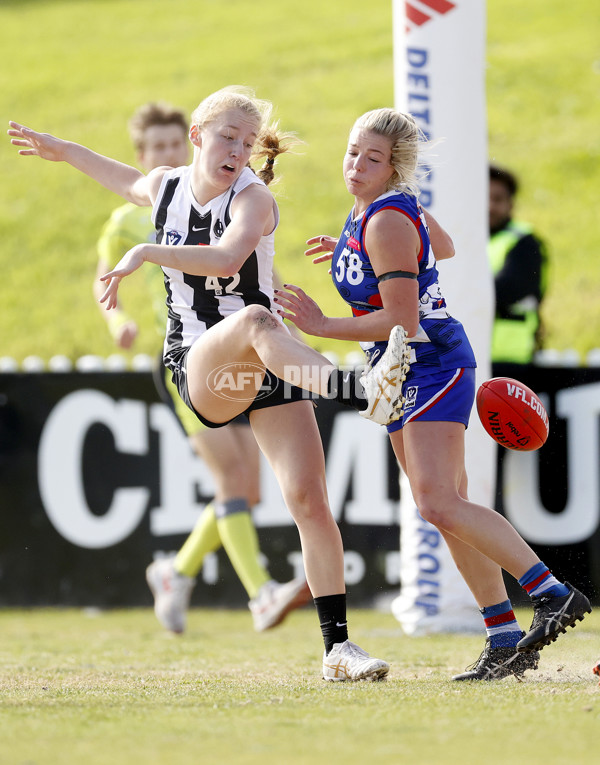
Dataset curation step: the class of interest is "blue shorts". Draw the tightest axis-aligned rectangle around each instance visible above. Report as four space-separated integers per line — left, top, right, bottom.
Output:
387 367 475 434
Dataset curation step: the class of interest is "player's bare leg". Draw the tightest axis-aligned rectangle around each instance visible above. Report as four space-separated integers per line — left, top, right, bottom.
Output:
249 401 344 597
250 402 389 681
391 422 591 661
185 305 335 424
395 421 539 579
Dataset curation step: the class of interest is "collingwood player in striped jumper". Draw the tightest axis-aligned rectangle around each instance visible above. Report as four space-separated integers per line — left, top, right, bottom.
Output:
92 101 311 637
274 107 591 681
9 88 410 681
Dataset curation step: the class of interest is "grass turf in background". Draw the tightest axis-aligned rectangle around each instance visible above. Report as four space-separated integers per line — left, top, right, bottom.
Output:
0 0 598 363
0 607 597 765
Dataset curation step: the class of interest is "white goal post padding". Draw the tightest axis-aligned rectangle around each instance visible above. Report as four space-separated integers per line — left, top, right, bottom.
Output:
391 0 493 634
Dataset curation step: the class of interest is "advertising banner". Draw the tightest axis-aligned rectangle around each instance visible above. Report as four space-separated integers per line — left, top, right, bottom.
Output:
492 364 600 606
0 373 400 607
0 367 599 610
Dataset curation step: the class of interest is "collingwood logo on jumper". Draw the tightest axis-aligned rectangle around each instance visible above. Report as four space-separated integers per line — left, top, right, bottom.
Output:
404 385 418 410
165 230 184 246
213 219 224 238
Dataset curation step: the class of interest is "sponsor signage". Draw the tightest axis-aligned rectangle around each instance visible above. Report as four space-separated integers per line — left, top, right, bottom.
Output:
0 366 598 607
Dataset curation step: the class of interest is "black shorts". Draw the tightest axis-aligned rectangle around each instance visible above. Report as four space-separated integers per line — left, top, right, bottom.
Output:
153 351 249 428
165 346 311 429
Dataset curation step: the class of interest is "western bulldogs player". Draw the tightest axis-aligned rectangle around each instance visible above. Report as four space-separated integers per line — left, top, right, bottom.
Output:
274 107 590 681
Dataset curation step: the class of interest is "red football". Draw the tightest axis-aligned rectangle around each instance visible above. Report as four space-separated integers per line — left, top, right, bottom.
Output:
476 377 549 451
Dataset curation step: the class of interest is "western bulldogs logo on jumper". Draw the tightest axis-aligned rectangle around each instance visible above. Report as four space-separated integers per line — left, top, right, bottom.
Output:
404 385 418 411
165 230 184 246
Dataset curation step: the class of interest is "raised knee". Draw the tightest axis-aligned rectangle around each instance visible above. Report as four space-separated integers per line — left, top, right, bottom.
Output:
243 304 280 335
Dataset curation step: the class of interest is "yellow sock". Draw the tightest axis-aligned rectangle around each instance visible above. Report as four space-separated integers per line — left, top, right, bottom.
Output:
215 499 271 599
174 503 221 578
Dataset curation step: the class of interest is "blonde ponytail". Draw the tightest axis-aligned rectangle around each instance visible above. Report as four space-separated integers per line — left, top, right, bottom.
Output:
252 121 301 186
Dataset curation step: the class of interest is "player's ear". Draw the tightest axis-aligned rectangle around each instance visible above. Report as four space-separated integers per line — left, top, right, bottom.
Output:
189 124 201 148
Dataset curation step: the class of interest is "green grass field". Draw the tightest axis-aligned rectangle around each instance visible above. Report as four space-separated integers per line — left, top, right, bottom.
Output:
1 0 598 364
0 607 597 765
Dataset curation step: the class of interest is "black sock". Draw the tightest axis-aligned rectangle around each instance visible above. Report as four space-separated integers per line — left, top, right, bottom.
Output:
326 369 367 411
314 593 349 654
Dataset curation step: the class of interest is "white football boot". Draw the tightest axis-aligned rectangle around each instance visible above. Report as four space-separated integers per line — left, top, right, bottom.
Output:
249 578 312 632
323 640 390 681
145 556 195 634
359 325 411 425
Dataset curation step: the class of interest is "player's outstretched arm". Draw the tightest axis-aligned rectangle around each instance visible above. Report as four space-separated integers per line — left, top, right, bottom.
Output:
113 182 275 280
8 121 155 206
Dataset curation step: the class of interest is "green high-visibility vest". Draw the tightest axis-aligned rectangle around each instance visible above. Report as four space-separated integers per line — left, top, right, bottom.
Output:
488 221 545 364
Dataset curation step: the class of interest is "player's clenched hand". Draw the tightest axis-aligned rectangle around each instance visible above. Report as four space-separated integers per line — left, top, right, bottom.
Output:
273 283 327 337
305 235 338 264
99 244 146 311
8 121 69 162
